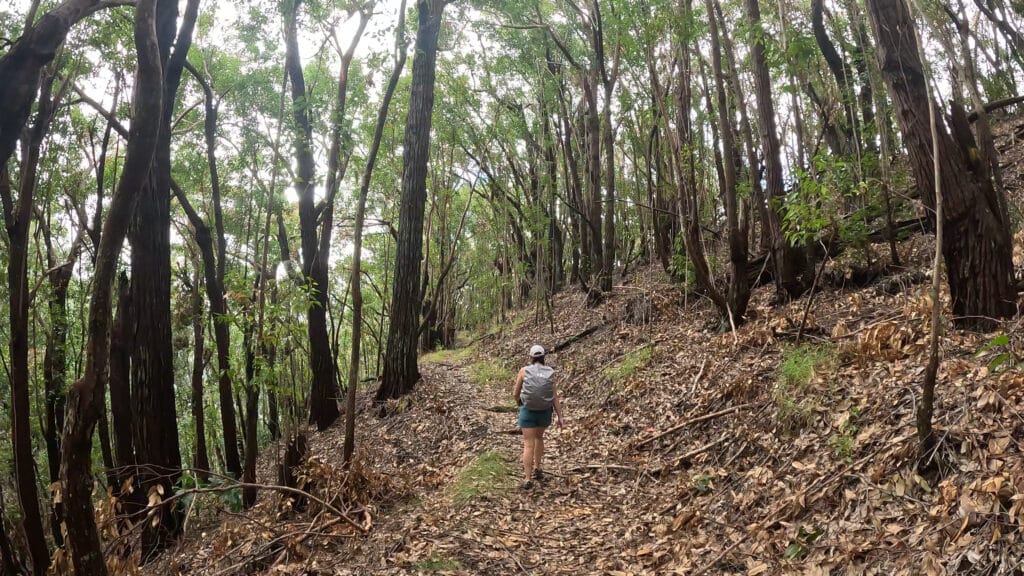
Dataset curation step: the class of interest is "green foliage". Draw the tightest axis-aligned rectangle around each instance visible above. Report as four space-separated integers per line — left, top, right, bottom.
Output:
830 408 861 463
669 235 696 290
604 346 654 385
691 473 715 495
451 451 510 505
775 344 834 432
415 554 462 572
421 345 476 365
468 359 515 387
784 154 868 248
975 334 1022 373
783 525 823 561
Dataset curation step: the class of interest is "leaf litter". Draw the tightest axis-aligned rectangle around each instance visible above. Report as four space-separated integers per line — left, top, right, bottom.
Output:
147 124 1024 574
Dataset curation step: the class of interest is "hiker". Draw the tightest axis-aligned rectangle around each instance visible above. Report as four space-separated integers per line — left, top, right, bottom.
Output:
513 344 564 489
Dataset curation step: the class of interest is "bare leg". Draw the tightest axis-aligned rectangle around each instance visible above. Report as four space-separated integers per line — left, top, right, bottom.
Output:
522 428 537 481
534 427 546 472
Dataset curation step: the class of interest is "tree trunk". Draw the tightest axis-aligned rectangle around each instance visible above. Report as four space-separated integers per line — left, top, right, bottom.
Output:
127 0 198 559
746 0 805 299
60 1 163 572
583 77 603 285
866 0 1017 329
812 0 860 152
43 260 73 546
284 0 341 429
110 272 136 477
189 271 210 481
377 0 448 402
1 65 58 576
707 0 750 324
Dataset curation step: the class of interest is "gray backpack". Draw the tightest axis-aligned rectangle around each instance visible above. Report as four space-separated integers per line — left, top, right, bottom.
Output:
520 364 555 410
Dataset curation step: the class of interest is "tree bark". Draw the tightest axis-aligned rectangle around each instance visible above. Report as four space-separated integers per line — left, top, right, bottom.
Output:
189 269 211 481
377 0 448 402
176 64 242 478
0 66 57 576
60 1 163 573
866 0 1017 329
746 0 805 299
127 0 198 559
284 0 342 429
707 0 750 324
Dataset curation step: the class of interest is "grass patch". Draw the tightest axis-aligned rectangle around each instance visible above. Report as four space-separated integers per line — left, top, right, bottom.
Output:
774 344 835 433
451 451 510 505
415 554 462 572
603 345 654 385
420 345 475 365
468 359 514 387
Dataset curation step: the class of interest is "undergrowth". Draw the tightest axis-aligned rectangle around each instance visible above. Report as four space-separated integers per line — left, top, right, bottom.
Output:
414 553 462 572
451 451 510 504
774 343 835 433
468 359 514 387
421 345 476 365
604 345 654 385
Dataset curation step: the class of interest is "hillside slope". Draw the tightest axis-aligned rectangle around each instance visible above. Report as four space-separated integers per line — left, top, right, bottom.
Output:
148 116 1024 575
152 234 1024 575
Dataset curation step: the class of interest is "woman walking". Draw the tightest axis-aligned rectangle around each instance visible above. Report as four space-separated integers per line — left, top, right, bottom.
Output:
513 344 564 489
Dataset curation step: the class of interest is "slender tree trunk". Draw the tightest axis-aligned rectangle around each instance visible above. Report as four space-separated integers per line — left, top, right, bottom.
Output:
177 63 242 477
189 270 210 481
60 1 163 572
284 0 341 428
43 260 73 546
346 1 408 461
707 0 750 324
1 65 58 576
110 272 135 476
377 0 448 402
745 0 805 299
583 77 602 285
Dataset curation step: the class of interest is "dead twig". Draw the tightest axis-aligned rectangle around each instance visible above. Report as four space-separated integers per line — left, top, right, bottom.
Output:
635 404 753 449
672 436 728 467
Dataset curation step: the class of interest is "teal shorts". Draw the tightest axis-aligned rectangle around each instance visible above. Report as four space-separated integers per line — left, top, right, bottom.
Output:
518 406 553 429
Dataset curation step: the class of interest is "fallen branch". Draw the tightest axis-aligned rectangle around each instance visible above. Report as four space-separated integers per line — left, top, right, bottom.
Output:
635 404 752 449
570 463 639 474
162 468 368 534
550 324 604 353
672 436 728 466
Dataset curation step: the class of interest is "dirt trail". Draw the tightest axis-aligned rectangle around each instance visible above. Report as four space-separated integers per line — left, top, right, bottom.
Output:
338 360 651 575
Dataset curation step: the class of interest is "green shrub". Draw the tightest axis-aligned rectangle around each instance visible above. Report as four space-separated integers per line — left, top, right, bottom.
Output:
415 554 462 572
775 344 834 432
451 451 510 504
604 346 654 385
468 359 514 387
421 345 475 365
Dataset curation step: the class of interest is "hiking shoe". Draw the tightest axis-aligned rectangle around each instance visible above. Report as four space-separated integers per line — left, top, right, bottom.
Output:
531 469 545 481
521 479 535 490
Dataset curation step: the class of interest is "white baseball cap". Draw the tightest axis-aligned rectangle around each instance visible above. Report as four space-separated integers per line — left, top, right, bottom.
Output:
529 344 545 358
